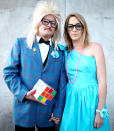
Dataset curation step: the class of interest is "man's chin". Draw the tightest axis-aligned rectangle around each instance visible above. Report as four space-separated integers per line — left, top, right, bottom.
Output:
42 34 52 39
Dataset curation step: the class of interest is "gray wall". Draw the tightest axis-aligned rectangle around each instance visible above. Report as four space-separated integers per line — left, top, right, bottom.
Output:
0 0 114 130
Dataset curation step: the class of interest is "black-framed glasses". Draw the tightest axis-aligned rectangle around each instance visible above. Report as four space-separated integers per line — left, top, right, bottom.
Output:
67 23 84 31
41 18 57 28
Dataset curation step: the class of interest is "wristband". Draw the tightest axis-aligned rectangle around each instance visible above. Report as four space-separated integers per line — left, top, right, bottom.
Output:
96 108 108 118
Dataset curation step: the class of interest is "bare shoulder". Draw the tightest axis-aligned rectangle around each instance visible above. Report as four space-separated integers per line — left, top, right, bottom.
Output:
89 42 104 58
90 42 102 49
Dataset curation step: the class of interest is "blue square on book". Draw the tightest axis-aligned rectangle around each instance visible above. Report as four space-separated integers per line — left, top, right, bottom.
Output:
45 100 50 104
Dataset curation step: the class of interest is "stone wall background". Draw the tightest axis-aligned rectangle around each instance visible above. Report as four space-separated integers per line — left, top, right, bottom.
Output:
0 0 114 130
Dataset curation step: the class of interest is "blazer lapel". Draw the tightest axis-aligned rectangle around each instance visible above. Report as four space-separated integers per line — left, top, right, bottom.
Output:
32 39 43 68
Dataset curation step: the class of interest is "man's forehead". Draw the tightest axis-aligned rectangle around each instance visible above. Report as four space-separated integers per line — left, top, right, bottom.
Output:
43 14 56 21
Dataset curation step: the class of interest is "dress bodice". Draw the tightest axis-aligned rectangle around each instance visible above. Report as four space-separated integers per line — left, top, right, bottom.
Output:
65 49 98 87
58 44 98 88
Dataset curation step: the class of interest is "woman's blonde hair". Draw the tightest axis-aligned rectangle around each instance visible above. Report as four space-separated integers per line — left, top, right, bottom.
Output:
26 0 61 49
64 13 90 51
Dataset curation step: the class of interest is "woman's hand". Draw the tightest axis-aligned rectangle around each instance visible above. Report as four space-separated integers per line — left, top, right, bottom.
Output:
94 112 104 129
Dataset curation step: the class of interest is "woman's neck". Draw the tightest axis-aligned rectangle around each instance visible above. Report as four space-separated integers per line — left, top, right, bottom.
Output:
73 41 83 51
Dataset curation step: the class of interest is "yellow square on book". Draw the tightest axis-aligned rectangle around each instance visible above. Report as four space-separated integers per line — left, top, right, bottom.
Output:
32 79 57 105
41 97 47 103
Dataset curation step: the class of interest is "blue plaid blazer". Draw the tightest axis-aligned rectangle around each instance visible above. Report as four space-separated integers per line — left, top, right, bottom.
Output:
3 37 67 128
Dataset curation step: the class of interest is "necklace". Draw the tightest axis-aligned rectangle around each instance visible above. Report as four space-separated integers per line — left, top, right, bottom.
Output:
66 49 83 84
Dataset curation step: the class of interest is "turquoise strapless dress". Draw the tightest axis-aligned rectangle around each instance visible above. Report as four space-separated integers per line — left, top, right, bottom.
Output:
58 44 110 131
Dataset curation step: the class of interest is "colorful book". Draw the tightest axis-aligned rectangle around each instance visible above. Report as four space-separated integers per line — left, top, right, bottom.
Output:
33 79 57 105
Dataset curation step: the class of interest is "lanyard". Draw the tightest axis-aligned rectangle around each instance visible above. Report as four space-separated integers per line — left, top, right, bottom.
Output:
66 49 83 84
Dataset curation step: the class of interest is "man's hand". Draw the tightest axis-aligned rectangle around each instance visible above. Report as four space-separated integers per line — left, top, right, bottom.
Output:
24 89 37 101
49 113 61 125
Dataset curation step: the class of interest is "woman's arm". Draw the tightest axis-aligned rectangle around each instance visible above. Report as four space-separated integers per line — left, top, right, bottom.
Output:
92 43 107 128
94 43 107 110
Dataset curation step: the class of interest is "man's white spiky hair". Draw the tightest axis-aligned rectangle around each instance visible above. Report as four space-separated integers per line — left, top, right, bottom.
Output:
26 0 61 49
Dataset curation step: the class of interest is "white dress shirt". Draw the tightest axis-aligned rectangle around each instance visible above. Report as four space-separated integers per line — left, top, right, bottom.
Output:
36 36 52 63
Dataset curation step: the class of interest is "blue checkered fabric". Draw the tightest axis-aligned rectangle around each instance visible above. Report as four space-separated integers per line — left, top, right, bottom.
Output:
3 37 67 128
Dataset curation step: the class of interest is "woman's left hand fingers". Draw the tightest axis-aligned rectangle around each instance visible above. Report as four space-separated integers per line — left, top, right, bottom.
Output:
94 121 97 128
94 113 104 129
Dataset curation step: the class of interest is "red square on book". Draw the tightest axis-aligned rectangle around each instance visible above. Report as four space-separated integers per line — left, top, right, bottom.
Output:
45 93 50 98
44 87 50 92
48 95 53 100
48 89 53 93
41 91 46 96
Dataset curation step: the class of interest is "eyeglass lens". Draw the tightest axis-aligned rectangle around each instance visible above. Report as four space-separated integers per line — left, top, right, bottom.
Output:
41 18 57 28
67 23 83 31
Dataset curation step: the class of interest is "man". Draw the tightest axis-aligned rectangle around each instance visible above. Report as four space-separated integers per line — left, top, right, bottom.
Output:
3 1 66 131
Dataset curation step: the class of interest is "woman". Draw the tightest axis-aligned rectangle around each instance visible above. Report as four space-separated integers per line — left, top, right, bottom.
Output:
59 13 110 131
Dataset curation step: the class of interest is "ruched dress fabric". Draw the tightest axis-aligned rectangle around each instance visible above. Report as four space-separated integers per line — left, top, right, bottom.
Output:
59 45 110 131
